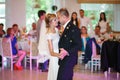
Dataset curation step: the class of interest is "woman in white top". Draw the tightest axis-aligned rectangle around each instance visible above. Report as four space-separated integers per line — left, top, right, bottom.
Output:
45 13 63 80
71 12 80 28
98 12 109 35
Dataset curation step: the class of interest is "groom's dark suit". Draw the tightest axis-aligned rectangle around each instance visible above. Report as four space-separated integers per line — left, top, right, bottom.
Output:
57 21 82 80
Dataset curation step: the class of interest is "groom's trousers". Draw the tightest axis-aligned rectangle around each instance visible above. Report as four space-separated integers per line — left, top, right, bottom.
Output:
57 60 75 80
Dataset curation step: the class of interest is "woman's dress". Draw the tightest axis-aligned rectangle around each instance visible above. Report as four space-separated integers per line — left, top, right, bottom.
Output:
46 28 60 80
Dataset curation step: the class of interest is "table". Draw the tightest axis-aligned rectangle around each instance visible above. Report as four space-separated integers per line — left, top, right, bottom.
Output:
101 40 120 73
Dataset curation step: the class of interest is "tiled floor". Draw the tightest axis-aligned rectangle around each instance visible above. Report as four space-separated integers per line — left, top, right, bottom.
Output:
0 64 119 80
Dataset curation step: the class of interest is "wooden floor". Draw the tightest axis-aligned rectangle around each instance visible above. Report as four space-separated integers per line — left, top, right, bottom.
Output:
0 64 119 80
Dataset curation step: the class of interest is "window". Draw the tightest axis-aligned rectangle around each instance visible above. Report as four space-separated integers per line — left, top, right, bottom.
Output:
26 0 54 32
0 0 6 29
0 0 5 2
81 4 113 30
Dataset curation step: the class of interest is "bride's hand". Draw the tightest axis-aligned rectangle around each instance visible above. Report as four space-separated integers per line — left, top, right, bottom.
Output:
59 48 68 60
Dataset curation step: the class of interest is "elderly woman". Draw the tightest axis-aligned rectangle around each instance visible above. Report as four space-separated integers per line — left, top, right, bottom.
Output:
4 28 26 70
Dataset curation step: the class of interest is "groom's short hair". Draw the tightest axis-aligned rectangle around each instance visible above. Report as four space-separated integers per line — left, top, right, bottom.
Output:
57 8 69 17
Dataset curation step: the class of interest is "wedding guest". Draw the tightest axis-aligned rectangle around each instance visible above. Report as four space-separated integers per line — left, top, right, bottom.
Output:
103 26 113 40
79 26 90 64
37 10 48 72
12 24 21 38
71 12 80 28
98 12 109 35
4 28 26 70
36 10 46 43
28 22 37 38
93 25 105 48
79 9 93 37
81 26 90 52
0 23 6 37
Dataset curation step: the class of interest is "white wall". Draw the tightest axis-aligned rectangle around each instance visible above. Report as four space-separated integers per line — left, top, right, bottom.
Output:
64 0 80 17
6 0 26 28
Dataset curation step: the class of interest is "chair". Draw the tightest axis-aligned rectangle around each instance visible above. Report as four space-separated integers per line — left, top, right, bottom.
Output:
79 37 90 64
91 56 101 72
0 38 3 68
24 40 39 70
2 38 18 71
90 41 101 72
78 52 85 64
84 39 101 72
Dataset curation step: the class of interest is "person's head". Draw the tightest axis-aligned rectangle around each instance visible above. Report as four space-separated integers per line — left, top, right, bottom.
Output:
81 26 87 34
71 12 78 26
79 9 84 18
12 24 18 32
57 8 69 25
71 12 77 20
45 13 58 28
106 25 112 33
95 25 101 35
0 23 4 30
38 10 46 20
32 22 37 30
99 12 106 22
7 28 14 36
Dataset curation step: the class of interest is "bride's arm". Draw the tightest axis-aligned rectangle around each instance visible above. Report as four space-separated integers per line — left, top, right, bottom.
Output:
47 39 60 58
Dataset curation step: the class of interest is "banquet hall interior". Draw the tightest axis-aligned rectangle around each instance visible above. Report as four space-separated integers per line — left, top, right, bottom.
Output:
0 0 120 80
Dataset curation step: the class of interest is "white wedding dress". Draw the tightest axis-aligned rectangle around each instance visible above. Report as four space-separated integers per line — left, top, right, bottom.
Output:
46 28 60 80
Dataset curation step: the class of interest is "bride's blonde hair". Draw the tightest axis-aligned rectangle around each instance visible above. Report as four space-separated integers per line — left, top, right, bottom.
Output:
45 13 56 28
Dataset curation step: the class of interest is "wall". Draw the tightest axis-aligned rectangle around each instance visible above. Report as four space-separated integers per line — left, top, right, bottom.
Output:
5 0 120 31
6 0 26 28
5 0 80 28
64 0 80 17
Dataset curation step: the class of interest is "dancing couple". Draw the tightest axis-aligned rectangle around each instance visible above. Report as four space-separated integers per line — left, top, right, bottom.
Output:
40 8 81 80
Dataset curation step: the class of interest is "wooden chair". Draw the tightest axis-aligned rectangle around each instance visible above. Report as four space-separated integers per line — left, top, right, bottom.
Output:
2 38 18 71
24 40 39 70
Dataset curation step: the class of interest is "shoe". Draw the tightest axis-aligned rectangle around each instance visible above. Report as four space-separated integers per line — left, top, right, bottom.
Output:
14 64 18 70
14 64 23 70
17 66 23 70
42 69 48 72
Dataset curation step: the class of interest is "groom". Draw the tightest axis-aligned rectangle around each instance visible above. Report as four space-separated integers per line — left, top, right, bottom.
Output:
57 8 82 80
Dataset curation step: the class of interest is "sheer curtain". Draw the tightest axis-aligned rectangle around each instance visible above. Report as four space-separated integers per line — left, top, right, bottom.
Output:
113 4 120 31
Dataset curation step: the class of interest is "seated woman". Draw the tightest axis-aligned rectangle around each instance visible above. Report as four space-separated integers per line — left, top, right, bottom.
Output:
81 26 90 52
79 26 90 63
4 28 26 70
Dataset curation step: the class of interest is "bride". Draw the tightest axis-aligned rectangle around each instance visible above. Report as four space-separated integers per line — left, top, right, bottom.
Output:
45 13 63 80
